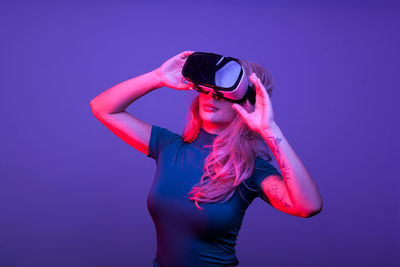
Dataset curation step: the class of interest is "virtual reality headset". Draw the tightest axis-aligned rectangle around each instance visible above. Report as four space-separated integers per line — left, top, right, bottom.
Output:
182 52 256 105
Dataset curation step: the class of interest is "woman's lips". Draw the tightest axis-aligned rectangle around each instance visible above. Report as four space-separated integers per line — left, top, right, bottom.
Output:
203 104 219 112
203 104 218 111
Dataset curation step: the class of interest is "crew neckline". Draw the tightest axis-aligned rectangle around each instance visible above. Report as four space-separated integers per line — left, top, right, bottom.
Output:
195 127 218 148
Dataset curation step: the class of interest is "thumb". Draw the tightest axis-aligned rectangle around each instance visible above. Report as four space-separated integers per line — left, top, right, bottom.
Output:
176 83 191 90
232 103 248 120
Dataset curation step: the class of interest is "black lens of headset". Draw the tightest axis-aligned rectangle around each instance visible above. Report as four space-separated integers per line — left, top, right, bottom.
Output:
182 52 221 86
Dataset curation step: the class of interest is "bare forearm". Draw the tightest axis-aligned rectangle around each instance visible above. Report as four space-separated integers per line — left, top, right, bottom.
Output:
260 124 323 215
90 70 163 114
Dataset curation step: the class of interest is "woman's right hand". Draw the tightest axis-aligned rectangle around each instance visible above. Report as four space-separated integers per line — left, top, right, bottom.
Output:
154 50 195 90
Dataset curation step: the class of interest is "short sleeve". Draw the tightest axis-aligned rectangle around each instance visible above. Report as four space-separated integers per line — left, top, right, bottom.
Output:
252 157 282 203
147 125 181 162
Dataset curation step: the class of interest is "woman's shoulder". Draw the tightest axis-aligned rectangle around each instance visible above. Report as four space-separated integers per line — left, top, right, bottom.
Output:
253 156 281 180
254 156 275 169
147 124 183 160
246 156 281 186
151 125 182 139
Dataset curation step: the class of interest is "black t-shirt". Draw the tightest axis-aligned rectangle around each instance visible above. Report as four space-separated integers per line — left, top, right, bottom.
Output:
147 125 282 267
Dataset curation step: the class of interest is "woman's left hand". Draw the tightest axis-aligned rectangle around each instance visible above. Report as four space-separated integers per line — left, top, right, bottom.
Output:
232 72 277 135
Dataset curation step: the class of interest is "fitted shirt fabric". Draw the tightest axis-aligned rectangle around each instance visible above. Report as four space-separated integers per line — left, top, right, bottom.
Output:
146 125 282 267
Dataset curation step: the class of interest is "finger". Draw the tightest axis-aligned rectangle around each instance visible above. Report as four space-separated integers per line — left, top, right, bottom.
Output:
249 74 262 101
182 80 193 88
232 103 248 120
186 81 194 89
188 82 195 90
180 50 195 58
176 82 191 90
250 73 269 100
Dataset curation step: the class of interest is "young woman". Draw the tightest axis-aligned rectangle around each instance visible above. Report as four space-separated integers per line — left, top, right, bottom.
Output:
90 51 323 267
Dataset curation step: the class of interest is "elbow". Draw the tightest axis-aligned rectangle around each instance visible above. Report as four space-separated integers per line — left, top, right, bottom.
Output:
90 99 98 112
303 208 322 218
90 99 103 115
303 202 323 218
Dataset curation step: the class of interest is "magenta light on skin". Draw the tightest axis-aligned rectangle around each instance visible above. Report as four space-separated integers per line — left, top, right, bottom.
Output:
2 2 397 267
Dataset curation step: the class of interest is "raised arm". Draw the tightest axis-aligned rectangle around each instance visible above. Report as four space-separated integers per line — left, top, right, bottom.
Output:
232 73 323 218
89 51 195 156
90 71 162 155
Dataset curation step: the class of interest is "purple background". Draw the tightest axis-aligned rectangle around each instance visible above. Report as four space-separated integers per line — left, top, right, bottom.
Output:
1 1 399 266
